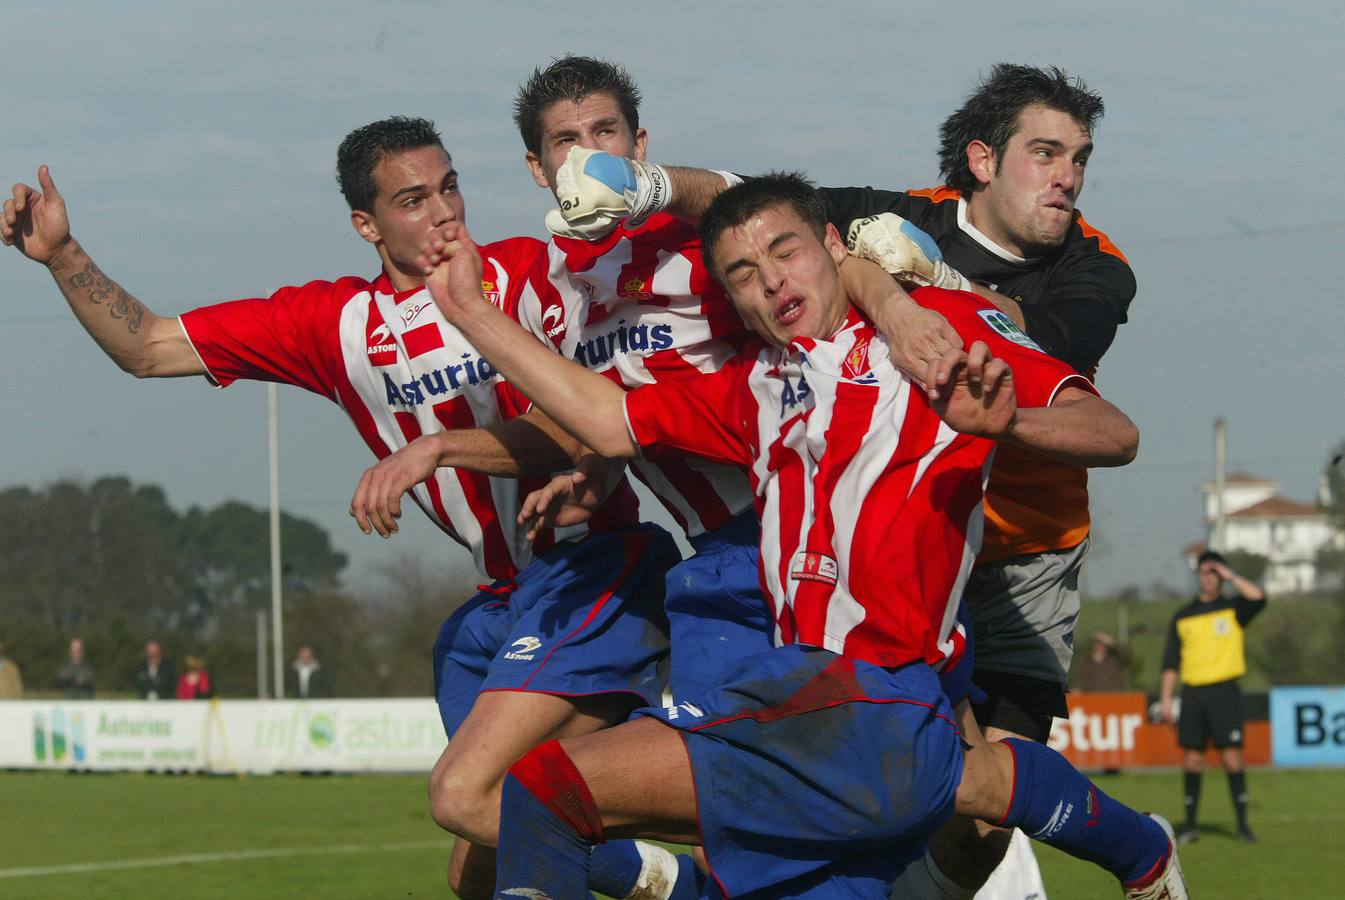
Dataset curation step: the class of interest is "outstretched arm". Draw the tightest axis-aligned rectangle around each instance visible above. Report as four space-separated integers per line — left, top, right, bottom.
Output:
348 405 590 538
2 167 203 378
544 148 732 238
419 222 639 459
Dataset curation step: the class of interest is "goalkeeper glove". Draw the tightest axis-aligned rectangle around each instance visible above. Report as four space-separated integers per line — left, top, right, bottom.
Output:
846 213 972 292
544 146 672 240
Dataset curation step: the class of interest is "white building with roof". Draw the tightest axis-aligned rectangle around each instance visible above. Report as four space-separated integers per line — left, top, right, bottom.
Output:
1184 472 1342 594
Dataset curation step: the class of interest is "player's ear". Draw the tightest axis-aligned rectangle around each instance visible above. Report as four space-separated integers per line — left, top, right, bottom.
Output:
966 140 995 187
351 209 380 246
632 127 649 163
525 151 549 190
824 223 847 265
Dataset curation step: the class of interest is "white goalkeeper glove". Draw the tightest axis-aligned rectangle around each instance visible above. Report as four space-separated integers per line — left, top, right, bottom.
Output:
845 213 972 292
544 146 672 241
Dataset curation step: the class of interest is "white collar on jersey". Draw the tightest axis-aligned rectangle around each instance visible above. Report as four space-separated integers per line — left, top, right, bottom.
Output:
957 197 1034 264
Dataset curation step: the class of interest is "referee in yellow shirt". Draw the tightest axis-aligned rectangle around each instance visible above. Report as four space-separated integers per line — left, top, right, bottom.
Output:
1160 550 1266 844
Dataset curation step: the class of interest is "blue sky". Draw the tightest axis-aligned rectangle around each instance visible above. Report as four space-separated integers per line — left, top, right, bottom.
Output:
3 1 1343 599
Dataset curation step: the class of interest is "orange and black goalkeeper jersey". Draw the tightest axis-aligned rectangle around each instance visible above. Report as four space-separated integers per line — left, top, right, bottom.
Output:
819 186 1135 374
1162 594 1267 687
819 185 1137 561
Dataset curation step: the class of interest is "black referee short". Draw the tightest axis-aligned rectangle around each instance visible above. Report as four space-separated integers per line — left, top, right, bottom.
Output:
1178 679 1244 750
971 669 1069 744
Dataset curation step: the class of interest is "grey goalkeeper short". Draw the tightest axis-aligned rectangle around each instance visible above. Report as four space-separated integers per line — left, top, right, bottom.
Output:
964 536 1090 685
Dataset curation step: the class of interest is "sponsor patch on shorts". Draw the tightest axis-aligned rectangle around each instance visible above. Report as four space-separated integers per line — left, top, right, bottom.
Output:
791 551 839 586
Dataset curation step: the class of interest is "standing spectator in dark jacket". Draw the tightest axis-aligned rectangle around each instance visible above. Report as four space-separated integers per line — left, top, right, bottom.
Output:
135 640 176 700
288 645 330 699
56 637 95 699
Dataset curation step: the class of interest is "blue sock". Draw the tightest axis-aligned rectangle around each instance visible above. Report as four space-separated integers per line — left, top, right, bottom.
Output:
671 853 705 900
589 842 643 897
495 740 603 899
998 738 1170 885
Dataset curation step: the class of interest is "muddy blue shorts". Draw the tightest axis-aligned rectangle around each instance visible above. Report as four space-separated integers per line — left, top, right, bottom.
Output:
665 510 776 703
433 524 680 738
635 644 962 898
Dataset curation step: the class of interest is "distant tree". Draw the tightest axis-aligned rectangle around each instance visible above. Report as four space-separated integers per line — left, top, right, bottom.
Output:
1317 443 1345 647
0 478 346 638
1223 550 1271 585
1316 444 1345 584
178 501 347 632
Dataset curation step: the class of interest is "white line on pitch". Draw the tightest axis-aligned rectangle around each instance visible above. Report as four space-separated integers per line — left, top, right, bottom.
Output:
0 840 447 879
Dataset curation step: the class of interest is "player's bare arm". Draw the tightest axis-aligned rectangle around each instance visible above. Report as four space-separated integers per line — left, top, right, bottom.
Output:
1159 668 1179 724
517 455 626 541
349 407 588 538
2 166 202 378
937 341 1137 467
1006 384 1137 467
1214 561 1267 602
419 222 637 460
839 255 963 397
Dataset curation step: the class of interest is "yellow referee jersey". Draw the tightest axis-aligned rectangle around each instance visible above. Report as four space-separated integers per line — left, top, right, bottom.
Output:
1161 594 1266 687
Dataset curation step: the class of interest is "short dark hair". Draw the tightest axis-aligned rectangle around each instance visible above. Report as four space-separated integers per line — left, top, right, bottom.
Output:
699 172 828 280
938 64 1105 194
336 116 445 212
1197 550 1228 568
513 55 641 155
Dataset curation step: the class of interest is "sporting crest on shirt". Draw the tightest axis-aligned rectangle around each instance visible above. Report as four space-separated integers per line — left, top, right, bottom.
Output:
480 278 501 307
842 335 872 380
977 309 1044 352
791 550 839 586
619 275 654 302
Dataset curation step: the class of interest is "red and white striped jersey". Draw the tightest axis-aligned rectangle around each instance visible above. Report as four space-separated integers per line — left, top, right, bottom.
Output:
518 213 756 538
624 288 1095 670
179 237 639 582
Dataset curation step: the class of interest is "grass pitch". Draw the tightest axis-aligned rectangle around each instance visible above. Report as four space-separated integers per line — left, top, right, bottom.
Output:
1 767 1340 898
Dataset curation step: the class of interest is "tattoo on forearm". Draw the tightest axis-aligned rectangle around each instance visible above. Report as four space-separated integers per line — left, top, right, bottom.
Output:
69 261 144 333
69 261 117 304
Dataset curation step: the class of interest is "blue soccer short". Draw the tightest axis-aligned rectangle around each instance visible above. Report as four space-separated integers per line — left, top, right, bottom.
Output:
635 644 963 898
665 510 776 702
433 524 680 738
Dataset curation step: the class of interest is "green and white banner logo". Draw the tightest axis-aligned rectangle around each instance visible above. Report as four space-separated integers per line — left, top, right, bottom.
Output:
977 309 1044 353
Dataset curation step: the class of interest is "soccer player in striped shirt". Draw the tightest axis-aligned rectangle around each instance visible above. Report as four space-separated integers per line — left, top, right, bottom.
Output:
413 174 1185 899
1 118 679 898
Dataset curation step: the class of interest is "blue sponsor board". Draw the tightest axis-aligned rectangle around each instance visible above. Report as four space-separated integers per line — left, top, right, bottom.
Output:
1270 686 1345 767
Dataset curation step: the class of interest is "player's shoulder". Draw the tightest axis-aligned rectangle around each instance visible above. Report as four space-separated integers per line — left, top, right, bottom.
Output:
846 185 960 237
625 211 701 250
1171 596 1211 622
477 235 548 268
1063 210 1131 267
272 274 377 305
909 286 1015 336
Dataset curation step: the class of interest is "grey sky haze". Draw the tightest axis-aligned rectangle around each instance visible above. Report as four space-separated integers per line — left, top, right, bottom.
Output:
3 1 1343 601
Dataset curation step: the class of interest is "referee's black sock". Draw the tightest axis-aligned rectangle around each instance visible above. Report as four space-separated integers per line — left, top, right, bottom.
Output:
1228 770 1249 829
1183 771 1201 829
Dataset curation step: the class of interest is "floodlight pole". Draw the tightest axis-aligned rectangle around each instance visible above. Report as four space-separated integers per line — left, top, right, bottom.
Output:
268 383 284 699
1213 417 1227 552
256 609 267 699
